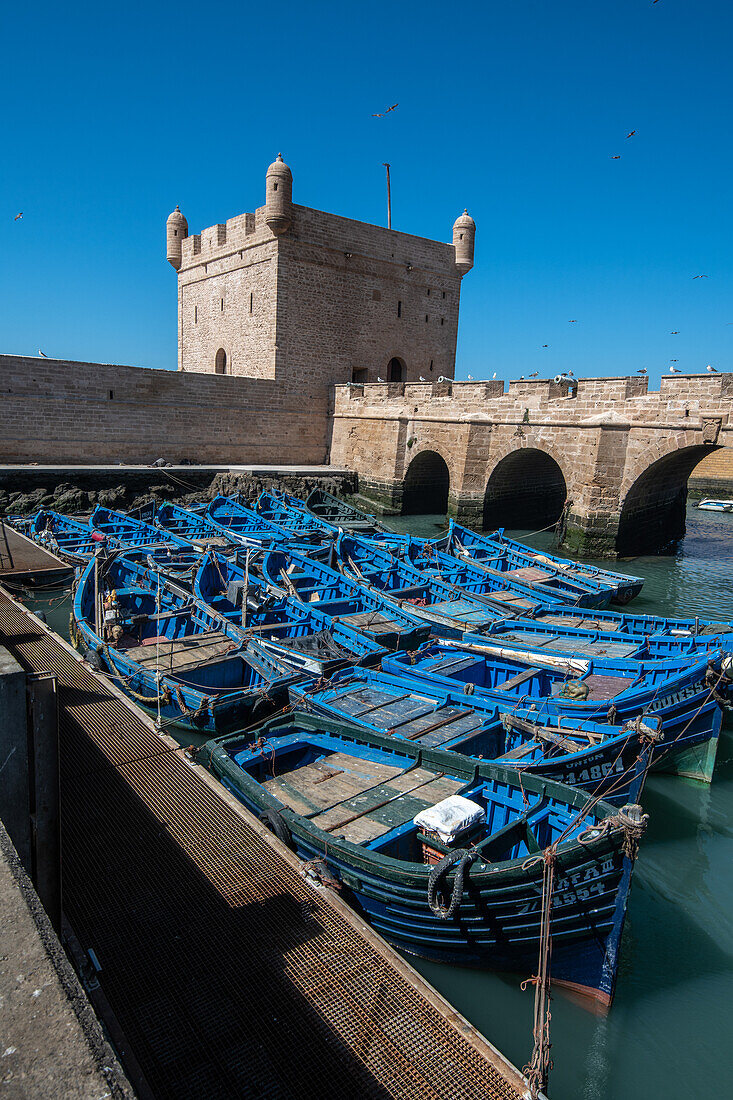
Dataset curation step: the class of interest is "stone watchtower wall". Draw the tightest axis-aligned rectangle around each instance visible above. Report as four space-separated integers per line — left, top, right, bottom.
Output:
171 157 475 456
330 373 733 555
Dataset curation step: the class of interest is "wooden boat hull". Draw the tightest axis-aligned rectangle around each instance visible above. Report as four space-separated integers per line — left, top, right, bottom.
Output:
201 713 644 1006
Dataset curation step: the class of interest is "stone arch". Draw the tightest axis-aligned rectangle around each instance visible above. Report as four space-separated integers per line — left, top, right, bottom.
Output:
402 450 450 515
387 356 406 382
483 446 567 531
214 348 227 375
616 443 721 555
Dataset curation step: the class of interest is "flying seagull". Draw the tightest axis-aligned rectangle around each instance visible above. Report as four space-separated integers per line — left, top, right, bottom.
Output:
529 372 539 378
707 364 719 373
670 359 679 362
14 212 23 221
541 344 549 348
38 349 48 357
692 274 708 279
568 319 578 323
611 155 621 160
669 366 680 373
670 331 680 334
626 131 636 138
467 374 474 380
372 103 398 118
566 370 575 378
637 368 647 375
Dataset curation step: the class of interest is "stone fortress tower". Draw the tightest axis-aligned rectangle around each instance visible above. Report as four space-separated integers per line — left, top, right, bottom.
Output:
167 156 475 393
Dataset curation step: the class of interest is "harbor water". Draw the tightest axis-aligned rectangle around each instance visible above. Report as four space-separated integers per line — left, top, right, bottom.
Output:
20 503 733 1099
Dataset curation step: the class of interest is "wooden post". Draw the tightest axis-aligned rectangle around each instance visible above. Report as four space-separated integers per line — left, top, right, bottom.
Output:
93 548 101 637
383 162 391 229
242 551 250 629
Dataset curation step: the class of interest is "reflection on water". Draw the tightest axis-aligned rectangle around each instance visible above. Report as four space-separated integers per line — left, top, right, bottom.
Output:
19 504 733 1098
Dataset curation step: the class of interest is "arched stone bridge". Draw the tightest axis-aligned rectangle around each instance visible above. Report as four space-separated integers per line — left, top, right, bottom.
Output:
329 373 733 556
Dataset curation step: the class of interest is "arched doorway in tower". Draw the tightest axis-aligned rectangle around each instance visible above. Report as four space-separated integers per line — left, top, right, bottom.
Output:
215 348 227 375
483 448 566 531
388 357 405 381
402 450 450 515
616 445 719 555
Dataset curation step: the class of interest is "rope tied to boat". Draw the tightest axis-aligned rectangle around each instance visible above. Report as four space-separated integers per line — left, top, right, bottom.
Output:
522 846 556 1100
577 803 649 861
621 714 663 743
705 665 731 708
607 702 618 724
426 848 479 920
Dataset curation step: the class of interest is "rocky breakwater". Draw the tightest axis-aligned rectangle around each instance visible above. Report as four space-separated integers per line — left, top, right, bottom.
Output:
0 467 357 517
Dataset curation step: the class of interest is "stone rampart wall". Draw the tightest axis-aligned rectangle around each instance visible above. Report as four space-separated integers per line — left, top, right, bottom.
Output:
0 355 328 465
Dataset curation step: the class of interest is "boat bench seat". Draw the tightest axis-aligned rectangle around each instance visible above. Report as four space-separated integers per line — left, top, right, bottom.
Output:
494 667 541 692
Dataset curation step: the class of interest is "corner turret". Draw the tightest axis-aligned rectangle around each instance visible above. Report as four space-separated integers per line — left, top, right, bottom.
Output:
453 210 475 276
265 154 293 235
166 206 188 270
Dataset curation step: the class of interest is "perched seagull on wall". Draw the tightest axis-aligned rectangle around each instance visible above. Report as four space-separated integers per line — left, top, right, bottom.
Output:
38 349 48 357
14 212 23 221
637 368 647 375
707 364 719 373
519 375 525 380
419 375 426 381
377 375 385 382
566 370 575 378
626 130 636 138
669 366 681 373
492 372 497 379
692 274 709 279
372 103 398 117
467 374 474 380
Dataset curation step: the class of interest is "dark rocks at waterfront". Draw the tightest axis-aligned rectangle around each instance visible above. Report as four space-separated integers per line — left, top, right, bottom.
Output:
0 470 357 517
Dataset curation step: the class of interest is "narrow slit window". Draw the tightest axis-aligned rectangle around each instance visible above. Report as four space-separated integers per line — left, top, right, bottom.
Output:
442 291 446 299
194 305 198 323
425 314 429 322
249 292 253 314
109 389 114 400
440 318 444 326
220 298 224 311
397 300 402 318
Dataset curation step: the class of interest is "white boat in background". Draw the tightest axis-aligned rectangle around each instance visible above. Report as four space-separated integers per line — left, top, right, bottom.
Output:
698 499 733 512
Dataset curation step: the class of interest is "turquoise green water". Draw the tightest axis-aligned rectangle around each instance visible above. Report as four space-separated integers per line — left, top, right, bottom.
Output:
20 505 733 1098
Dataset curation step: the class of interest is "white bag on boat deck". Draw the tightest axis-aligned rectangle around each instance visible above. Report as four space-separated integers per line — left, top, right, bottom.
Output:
413 795 485 845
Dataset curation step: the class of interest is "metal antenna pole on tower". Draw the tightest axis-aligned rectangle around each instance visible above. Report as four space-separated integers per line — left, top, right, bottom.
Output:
383 163 392 229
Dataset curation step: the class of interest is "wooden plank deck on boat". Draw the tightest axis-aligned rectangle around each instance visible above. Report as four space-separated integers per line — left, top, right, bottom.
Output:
120 631 236 670
495 631 640 659
338 609 409 634
323 686 487 748
262 752 465 844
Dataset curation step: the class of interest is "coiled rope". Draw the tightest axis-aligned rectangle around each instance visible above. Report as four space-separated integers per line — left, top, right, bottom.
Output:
427 848 479 920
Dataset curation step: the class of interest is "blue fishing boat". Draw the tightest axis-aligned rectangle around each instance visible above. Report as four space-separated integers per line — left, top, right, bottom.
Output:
525 605 733 647
407 539 613 609
155 500 251 548
434 522 644 605
200 710 648 1007
382 643 726 780
91 505 192 551
255 490 335 539
194 549 387 674
333 532 554 633
206 495 307 546
305 487 388 535
293 666 721 789
72 552 305 732
262 542 498 638
257 546 431 651
20 509 107 565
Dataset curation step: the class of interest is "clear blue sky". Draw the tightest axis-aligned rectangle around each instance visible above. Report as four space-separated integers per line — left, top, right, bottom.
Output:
2 0 731 385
